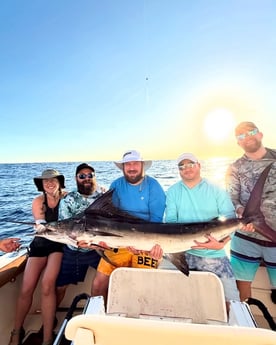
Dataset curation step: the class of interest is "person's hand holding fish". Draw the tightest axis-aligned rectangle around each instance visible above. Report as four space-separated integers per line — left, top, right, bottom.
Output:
236 206 255 233
127 244 163 260
191 234 231 250
34 220 46 233
126 246 142 255
126 244 163 260
239 222 255 232
149 244 163 260
77 240 111 251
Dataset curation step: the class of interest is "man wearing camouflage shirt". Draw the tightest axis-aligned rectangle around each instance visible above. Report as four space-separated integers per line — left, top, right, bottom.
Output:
226 121 276 301
55 163 105 306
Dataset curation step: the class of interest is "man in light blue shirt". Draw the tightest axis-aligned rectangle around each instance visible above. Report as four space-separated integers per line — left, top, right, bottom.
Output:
165 153 240 309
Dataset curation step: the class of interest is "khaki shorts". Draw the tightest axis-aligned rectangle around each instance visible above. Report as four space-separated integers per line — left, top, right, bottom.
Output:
97 247 160 276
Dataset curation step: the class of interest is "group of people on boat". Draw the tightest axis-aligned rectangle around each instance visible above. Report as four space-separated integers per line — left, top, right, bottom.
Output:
3 120 275 345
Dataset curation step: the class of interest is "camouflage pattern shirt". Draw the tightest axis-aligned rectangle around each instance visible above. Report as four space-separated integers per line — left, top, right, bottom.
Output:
226 148 276 241
58 187 104 220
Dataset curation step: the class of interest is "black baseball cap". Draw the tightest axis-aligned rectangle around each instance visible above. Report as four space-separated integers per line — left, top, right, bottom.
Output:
75 163 95 176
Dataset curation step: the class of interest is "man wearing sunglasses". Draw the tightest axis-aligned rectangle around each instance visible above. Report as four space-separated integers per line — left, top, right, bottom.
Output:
165 153 240 311
55 163 105 307
226 121 276 302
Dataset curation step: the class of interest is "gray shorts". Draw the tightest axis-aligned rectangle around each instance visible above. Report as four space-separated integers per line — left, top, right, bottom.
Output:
185 252 240 302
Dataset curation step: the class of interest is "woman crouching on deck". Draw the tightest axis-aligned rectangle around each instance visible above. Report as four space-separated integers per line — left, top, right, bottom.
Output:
9 169 67 345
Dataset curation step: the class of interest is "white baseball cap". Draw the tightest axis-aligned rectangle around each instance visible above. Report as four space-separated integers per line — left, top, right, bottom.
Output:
177 153 199 166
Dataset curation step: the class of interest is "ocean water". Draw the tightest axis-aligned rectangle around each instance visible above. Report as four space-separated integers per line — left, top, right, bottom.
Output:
0 158 233 252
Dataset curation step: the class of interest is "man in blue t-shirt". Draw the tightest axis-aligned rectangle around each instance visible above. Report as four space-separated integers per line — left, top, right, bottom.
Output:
91 150 166 304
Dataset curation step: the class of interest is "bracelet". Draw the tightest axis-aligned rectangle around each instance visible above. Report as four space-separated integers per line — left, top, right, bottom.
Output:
35 219 46 225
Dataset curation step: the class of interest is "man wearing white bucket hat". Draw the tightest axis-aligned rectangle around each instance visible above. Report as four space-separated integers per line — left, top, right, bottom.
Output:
92 150 166 304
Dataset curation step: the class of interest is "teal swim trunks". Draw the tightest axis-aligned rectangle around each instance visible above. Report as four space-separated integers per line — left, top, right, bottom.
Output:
230 232 276 287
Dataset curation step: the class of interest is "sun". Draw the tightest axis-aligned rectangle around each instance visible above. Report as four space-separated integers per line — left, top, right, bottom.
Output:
203 108 235 142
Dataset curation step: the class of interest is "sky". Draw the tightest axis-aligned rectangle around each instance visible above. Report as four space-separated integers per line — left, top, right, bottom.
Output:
0 0 275 163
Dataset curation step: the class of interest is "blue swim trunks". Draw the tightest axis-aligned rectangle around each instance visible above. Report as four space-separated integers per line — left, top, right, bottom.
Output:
230 233 276 287
56 246 101 286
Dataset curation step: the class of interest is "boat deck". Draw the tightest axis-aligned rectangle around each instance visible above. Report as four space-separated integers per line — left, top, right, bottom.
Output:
1 254 276 345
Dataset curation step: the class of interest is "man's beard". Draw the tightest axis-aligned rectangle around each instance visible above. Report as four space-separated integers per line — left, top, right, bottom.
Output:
124 171 144 184
243 139 262 153
77 182 94 196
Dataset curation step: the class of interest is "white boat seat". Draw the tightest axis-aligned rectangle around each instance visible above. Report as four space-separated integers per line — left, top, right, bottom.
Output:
65 314 276 345
106 268 227 324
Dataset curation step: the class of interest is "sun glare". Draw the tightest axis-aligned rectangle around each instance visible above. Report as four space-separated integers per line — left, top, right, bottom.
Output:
203 108 235 142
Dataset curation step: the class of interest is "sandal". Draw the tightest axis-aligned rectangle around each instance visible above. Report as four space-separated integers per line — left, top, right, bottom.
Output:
8 328 25 345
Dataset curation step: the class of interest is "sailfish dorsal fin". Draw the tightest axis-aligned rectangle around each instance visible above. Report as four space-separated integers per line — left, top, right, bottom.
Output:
243 163 273 219
84 189 145 222
242 162 276 242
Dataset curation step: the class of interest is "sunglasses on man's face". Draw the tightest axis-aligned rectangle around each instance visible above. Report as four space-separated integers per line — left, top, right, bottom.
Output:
178 163 197 170
236 128 259 141
77 173 95 179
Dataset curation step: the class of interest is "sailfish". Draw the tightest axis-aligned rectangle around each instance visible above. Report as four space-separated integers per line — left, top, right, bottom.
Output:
7 163 276 275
